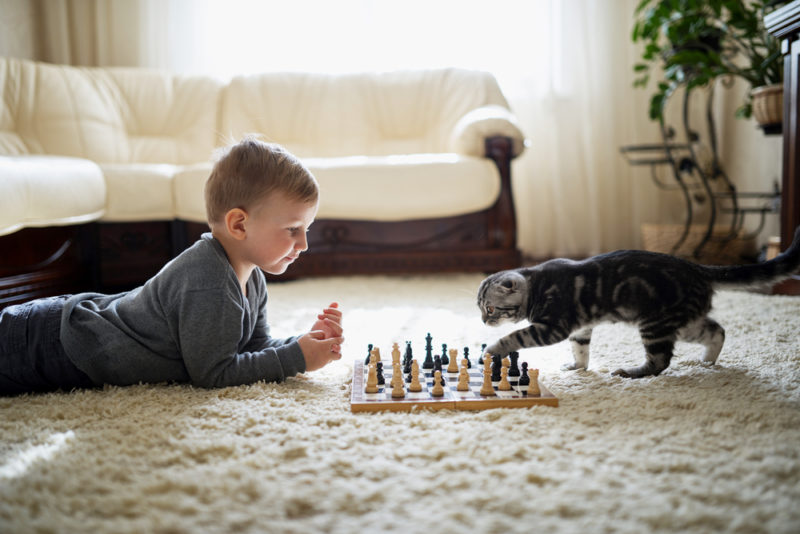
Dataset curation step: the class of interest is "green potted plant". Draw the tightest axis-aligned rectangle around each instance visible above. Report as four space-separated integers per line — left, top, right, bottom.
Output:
632 0 787 128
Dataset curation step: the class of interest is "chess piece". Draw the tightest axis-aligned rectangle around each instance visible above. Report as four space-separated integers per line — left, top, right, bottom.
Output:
391 363 405 397
431 370 444 397
422 343 434 369
457 366 470 391
441 344 449 365
480 355 495 396
365 343 374 365
409 360 422 392
365 364 379 393
509 352 520 377
447 349 459 373
518 362 530 388
498 366 512 391
479 344 486 365
529 368 540 396
376 362 385 385
491 354 502 382
392 343 401 366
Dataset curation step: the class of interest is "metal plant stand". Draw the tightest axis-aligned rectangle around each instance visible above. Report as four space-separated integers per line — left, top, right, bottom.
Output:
621 84 780 260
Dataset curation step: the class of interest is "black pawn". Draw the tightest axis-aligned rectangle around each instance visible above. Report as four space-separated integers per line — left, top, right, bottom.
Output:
441 344 449 365
478 344 487 365
376 362 385 385
518 362 530 387
365 343 374 365
509 352 520 377
491 354 502 382
404 341 413 365
463 347 471 369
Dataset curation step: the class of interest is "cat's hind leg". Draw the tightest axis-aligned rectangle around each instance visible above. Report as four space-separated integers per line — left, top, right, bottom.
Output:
612 331 675 378
563 327 593 371
678 316 725 364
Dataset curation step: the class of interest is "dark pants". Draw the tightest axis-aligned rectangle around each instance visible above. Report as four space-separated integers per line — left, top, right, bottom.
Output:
0 296 95 396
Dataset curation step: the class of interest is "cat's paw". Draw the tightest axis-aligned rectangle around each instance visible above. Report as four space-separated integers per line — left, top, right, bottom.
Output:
611 368 631 378
484 342 503 356
562 363 587 372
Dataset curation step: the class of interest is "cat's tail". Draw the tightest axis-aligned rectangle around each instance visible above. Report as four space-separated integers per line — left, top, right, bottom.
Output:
704 226 800 289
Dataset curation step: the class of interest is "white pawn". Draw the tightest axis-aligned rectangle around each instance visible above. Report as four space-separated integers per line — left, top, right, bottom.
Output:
392 343 401 366
498 366 512 391
365 364 379 393
409 360 423 392
457 366 470 391
480 354 495 396
431 370 445 397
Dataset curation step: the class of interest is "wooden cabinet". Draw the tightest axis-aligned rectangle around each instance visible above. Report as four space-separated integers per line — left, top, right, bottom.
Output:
766 2 800 294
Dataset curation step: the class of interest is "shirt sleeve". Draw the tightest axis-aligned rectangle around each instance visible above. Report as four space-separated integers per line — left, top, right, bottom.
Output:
175 287 307 388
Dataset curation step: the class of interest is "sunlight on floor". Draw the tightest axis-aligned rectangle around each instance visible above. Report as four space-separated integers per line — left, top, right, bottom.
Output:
0 430 75 480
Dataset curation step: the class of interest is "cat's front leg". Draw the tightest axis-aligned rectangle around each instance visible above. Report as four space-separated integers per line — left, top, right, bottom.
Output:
485 323 568 356
563 327 593 371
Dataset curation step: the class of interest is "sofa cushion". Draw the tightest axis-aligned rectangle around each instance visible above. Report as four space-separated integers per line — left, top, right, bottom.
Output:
100 164 177 222
219 68 517 158
0 57 220 164
0 156 105 236
172 154 500 223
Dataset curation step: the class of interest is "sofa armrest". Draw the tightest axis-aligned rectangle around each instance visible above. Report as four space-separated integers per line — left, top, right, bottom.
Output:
449 105 526 158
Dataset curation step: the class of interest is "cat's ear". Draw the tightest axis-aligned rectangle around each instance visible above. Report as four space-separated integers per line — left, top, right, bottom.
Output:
499 272 524 292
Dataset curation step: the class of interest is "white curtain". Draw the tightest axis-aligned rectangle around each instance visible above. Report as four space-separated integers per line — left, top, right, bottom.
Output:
23 0 679 258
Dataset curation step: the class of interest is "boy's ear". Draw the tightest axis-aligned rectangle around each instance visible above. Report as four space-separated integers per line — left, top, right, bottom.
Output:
224 208 248 240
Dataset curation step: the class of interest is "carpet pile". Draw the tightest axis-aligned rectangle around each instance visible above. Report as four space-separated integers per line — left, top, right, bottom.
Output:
1 274 799 533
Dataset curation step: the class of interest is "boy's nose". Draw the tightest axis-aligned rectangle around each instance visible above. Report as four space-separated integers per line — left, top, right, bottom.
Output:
296 232 309 252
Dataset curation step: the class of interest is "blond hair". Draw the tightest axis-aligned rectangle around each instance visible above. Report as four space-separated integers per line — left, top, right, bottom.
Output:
204 136 318 224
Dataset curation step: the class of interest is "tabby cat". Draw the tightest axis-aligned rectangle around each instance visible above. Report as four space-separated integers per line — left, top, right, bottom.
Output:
478 227 800 378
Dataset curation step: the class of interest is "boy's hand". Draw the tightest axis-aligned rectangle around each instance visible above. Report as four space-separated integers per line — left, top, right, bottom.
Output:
311 302 343 344
298 330 344 372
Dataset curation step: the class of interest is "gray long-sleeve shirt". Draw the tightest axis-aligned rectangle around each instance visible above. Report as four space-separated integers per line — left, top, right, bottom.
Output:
60 233 306 388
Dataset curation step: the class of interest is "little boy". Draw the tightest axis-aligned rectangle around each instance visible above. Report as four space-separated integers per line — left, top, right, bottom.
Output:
0 137 344 395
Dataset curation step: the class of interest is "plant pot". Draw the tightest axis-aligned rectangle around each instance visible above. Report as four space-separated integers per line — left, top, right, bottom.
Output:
751 83 783 127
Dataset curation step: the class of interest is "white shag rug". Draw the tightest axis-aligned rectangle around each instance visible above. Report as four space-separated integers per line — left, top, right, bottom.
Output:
1 274 799 534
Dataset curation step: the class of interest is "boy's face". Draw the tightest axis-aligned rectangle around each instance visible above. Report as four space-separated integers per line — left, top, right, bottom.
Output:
241 191 318 275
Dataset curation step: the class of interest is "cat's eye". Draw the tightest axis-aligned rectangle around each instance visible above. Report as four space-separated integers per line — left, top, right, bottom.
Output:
486 306 495 314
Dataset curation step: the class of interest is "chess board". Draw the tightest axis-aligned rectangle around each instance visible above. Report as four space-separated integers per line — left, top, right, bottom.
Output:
350 360 558 413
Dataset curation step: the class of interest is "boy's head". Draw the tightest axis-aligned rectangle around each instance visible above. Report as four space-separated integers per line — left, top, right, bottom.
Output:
205 136 319 225
205 137 320 275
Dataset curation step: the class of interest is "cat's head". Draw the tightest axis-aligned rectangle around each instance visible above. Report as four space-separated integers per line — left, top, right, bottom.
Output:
477 270 528 326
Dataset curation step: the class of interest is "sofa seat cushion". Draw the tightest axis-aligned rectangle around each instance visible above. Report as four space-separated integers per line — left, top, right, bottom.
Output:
100 164 177 222
172 154 500 223
0 155 106 236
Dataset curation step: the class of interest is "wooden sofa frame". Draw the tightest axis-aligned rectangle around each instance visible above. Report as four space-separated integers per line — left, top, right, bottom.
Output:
0 136 520 308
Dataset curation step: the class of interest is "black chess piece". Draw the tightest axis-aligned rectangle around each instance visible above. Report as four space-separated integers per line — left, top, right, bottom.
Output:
491 354 502 382
518 362 530 387
425 332 433 354
441 344 449 365
433 355 442 374
463 347 471 368
509 352 520 377
364 343 373 365
422 342 435 369
478 344 487 365
376 362 385 385
404 341 413 364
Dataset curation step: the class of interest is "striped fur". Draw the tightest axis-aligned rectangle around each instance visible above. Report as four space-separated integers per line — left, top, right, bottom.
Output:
478 227 800 378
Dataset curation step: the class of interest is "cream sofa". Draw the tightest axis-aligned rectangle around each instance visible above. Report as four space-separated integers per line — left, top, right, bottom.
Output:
0 57 526 306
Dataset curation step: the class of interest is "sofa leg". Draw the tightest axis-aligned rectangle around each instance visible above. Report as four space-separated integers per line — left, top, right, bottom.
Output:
170 220 189 257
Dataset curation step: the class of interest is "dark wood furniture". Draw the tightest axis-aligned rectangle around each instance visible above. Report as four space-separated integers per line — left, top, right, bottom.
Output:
766 1 800 295
0 136 520 308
